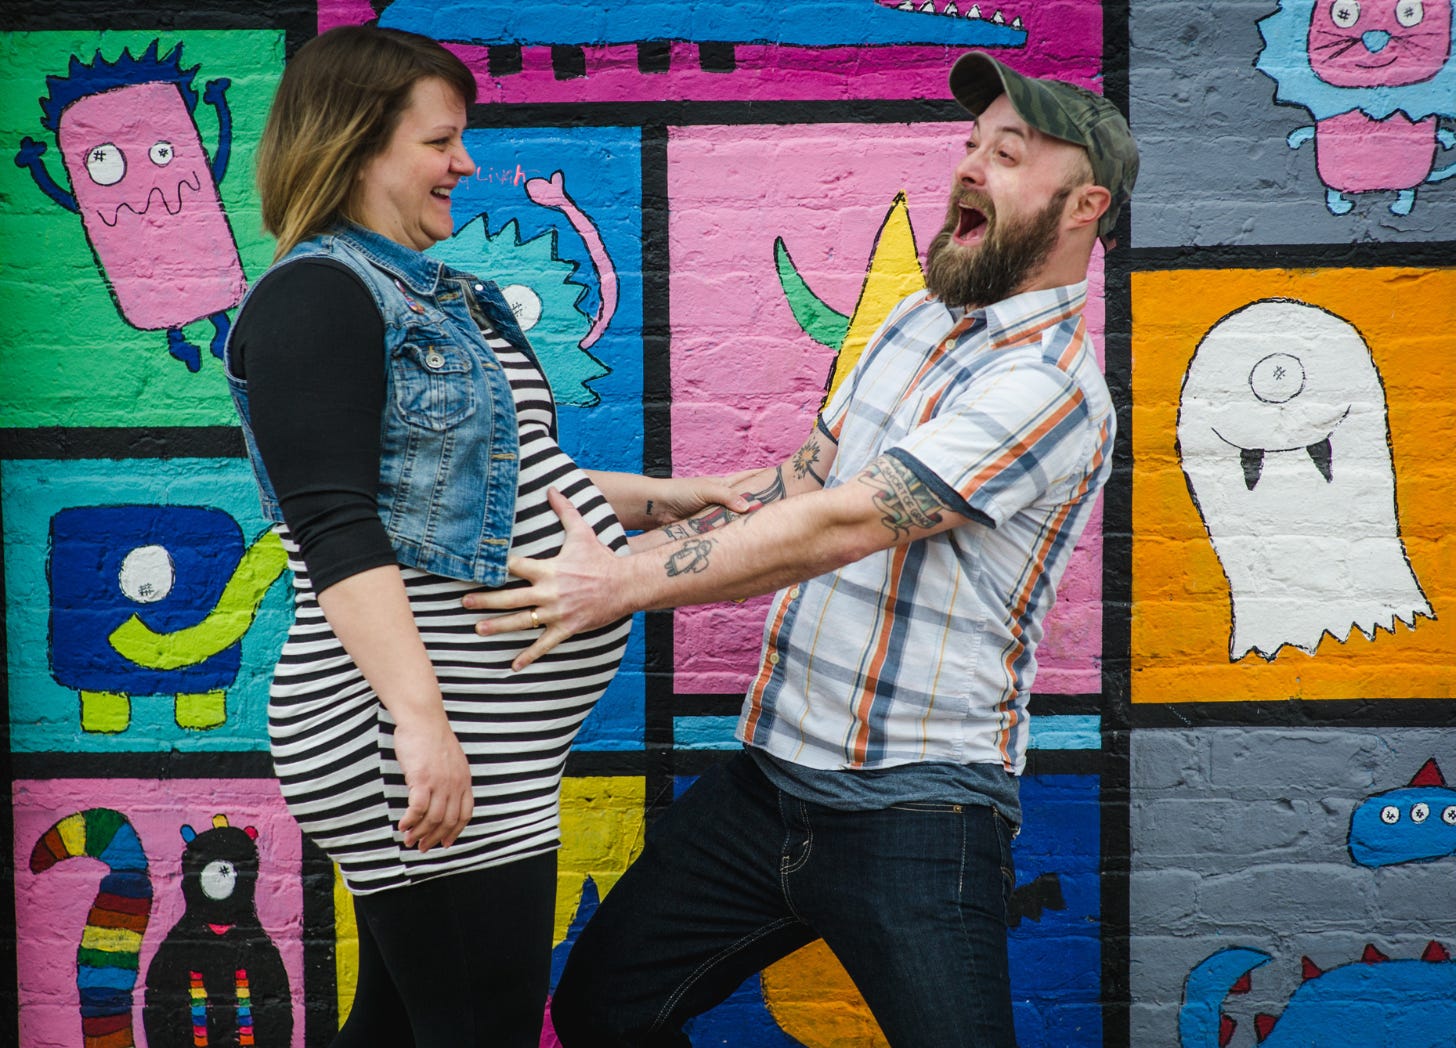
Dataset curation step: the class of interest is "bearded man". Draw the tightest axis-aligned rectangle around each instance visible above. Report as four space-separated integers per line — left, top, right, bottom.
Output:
465 51 1138 1048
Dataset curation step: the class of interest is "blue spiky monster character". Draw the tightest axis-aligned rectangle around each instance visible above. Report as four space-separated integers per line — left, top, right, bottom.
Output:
14 40 245 370
1256 0 1456 216
431 212 612 407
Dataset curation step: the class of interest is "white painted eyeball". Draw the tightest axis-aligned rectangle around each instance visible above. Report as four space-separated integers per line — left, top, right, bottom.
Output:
502 284 542 332
1248 353 1306 404
1396 0 1425 28
85 143 125 186
1441 805 1456 826
1411 802 1430 824
119 545 174 603
200 859 238 900
1331 0 1361 28
1381 804 1400 824
149 141 175 166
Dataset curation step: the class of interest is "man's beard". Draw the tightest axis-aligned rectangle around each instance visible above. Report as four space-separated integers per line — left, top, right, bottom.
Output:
924 185 1071 309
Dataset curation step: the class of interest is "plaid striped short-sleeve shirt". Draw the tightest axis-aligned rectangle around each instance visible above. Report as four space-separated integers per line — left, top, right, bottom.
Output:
737 281 1114 775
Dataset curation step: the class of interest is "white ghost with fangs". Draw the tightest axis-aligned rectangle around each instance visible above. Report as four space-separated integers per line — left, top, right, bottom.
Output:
1177 298 1433 661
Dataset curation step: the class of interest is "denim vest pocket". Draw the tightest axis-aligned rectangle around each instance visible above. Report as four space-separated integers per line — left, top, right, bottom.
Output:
390 328 477 431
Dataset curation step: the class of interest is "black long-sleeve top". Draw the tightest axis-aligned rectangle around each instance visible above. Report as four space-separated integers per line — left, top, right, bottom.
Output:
228 260 398 592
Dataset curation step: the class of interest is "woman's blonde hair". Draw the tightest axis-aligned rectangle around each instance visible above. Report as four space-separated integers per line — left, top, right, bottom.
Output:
256 26 476 260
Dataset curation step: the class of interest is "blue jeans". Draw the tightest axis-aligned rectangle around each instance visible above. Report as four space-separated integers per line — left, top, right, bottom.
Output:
552 751 1017 1047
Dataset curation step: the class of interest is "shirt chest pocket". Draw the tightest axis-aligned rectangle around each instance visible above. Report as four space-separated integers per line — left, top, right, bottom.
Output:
390 328 478 431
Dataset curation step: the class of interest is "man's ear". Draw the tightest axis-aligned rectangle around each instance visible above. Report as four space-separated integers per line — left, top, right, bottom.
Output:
1068 184 1111 233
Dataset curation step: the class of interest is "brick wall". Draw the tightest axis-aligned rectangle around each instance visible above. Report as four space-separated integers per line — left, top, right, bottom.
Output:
3 1 1453 1045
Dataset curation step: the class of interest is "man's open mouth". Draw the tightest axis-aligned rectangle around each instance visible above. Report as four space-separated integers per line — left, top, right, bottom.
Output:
953 203 989 245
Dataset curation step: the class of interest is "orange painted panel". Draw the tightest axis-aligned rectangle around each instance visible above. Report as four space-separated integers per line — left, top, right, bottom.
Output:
1131 267 1456 702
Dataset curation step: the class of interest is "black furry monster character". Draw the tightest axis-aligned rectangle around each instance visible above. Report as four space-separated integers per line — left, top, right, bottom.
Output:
143 815 293 1047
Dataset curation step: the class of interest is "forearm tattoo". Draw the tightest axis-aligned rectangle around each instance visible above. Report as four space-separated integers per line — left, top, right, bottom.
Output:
792 435 827 485
665 538 715 576
745 467 787 506
663 503 741 542
660 466 786 541
857 457 946 539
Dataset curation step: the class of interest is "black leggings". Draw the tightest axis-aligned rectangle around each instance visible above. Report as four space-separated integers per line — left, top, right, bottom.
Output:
332 851 557 1048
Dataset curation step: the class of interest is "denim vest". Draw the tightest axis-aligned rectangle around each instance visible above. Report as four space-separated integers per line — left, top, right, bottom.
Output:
226 223 551 585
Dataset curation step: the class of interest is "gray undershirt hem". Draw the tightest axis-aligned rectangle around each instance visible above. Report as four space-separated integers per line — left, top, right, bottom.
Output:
748 746 1021 829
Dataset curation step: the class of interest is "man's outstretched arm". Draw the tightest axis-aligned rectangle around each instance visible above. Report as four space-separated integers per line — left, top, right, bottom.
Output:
463 449 968 670
626 420 839 552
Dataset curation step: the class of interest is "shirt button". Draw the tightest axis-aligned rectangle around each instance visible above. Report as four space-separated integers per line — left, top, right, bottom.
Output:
474 283 485 291
425 350 445 369
789 588 801 599
768 652 780 665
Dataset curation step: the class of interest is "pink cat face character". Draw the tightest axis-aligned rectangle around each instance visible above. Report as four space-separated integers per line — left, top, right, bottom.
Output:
56 81 244 331
1307 0 1453 88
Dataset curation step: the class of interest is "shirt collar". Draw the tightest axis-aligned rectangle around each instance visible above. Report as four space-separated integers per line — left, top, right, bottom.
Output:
971 281 1088 345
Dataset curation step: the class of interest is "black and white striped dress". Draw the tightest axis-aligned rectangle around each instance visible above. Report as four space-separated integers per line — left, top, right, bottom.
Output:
267 332 631 895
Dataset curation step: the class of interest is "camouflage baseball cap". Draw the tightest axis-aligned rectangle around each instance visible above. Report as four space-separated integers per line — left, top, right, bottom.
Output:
949 51 1139 245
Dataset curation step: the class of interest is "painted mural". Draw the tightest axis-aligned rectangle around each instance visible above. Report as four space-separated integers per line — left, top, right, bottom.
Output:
15 41 245 371
3 0 1453 1046
3 458 290 752
1128 0 1456 244
1255 0 1456 217
1131 267 1455 702
0 30 281 427
1131 729 1456 1047
315 0 1099 104
1177 299 1432 662
14 780 306 1048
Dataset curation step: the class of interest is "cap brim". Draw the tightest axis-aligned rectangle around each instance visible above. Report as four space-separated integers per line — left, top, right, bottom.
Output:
949 51 1013 117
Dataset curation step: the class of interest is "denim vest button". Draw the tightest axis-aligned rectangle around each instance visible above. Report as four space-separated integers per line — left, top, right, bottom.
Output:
425 350 445 369
474 283 485 291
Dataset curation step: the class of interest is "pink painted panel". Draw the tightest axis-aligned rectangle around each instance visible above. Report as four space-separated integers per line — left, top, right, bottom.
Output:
14 778 306 1048
319 0 1102 104
668 121 1106 696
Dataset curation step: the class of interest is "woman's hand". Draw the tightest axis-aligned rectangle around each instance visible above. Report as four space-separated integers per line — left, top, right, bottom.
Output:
643 471 758 528
464 488 630 671
392 713 473 852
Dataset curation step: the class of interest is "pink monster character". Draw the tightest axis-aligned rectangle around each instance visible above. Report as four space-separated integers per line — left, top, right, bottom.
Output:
15 42 245 371
1258 0 1456 216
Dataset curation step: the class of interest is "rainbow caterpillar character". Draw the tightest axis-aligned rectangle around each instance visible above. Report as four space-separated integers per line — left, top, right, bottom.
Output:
30 808 153 1048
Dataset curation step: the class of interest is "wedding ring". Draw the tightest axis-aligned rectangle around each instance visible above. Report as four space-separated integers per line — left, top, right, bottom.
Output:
530 608 541 629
